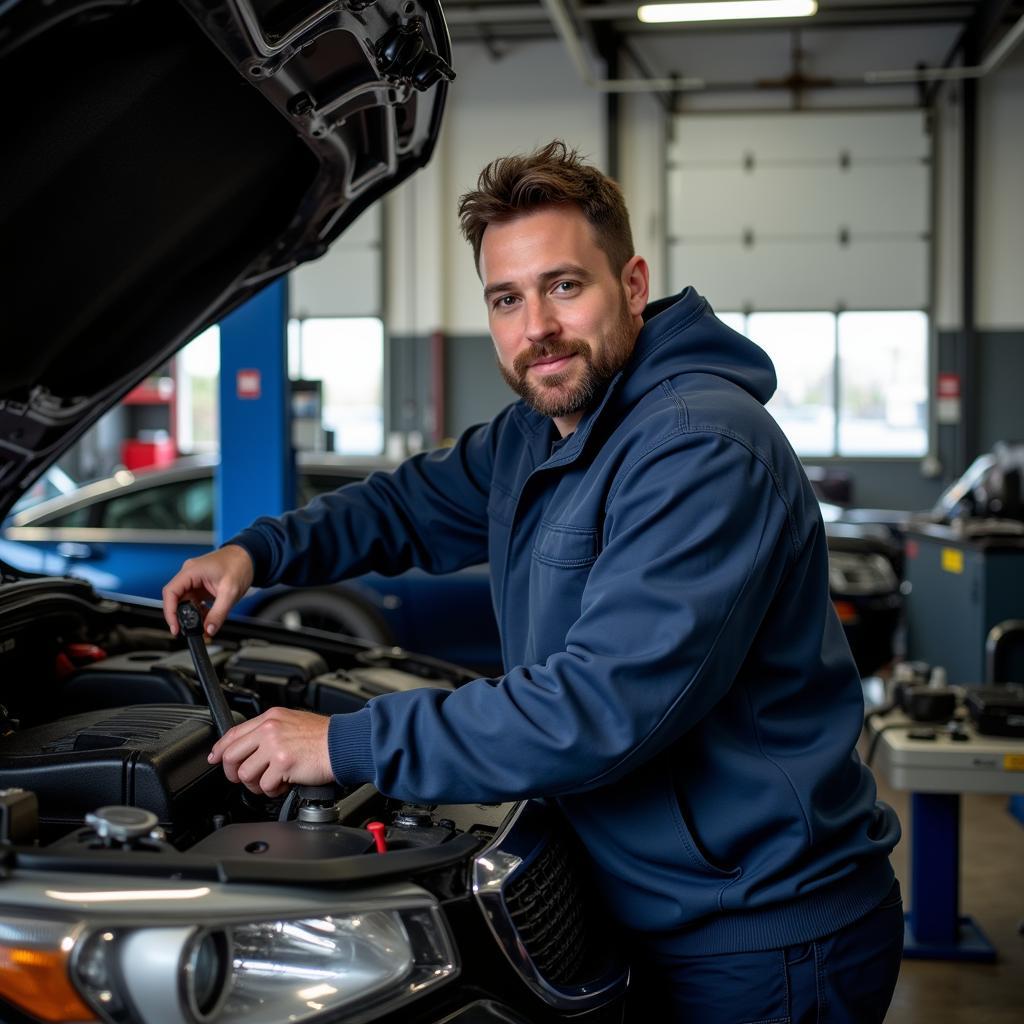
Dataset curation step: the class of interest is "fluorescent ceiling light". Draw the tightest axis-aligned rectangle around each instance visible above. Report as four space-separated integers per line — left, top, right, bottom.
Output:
638 1 818 24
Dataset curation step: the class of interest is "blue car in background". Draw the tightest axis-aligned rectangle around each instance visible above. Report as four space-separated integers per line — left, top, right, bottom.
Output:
1 452 905 678
0 454 503 677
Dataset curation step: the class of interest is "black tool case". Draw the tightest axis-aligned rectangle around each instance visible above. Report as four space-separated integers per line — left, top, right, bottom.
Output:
964 684 1024 738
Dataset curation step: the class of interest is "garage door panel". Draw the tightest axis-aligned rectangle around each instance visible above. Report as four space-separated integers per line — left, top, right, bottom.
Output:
670 238 928 312
670 163 928 237
668 110 929 164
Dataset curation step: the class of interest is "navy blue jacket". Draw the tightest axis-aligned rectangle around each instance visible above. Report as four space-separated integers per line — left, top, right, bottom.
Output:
231 288 900 954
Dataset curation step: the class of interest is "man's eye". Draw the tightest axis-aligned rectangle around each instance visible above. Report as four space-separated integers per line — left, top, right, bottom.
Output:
494 295 518 309
554 281 578 294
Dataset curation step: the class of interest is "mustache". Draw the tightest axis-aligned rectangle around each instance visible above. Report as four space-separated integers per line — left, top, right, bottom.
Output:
512 339 591 379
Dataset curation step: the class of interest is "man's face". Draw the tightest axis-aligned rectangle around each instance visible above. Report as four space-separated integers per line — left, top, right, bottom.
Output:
479 205 649 436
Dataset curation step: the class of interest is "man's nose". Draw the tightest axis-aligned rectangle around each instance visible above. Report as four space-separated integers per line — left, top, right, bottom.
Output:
524 296 558 344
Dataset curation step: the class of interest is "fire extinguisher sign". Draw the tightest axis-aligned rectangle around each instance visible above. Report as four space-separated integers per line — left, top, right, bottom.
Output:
236 369 262 400
936 372 960 424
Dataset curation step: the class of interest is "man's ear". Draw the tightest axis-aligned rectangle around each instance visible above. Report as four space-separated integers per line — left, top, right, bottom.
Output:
622 255 650 316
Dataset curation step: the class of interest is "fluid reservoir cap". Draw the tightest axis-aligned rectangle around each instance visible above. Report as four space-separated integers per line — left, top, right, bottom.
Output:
393 810 434 829
298 803 341 823
85 805 160 842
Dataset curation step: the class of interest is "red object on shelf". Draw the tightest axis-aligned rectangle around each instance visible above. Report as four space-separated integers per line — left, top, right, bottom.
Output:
123 378 174 405
121 437 178 470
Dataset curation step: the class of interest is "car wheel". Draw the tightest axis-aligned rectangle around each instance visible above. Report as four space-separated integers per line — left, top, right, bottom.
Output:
255 588 395 645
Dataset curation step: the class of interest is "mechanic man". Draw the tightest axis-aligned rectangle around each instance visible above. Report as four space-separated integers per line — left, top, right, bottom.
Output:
164 141 903 1022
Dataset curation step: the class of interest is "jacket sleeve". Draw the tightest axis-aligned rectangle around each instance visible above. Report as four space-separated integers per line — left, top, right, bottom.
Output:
328 428 803 803
227 416 502 587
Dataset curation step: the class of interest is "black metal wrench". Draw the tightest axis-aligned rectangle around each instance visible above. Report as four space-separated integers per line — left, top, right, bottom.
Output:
177 601 236 738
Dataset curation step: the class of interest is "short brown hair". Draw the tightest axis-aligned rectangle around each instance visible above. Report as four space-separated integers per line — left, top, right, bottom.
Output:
458 140 634 276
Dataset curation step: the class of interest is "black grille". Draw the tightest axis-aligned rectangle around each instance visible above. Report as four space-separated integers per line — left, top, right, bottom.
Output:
502 827 604 987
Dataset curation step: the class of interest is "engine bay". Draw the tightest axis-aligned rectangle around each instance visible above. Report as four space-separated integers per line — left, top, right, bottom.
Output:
0 581 509 874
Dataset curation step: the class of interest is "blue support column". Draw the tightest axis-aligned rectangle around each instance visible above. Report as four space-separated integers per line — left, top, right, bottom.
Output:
903 791 996 962
1010 795 1024 828
216 280 293 546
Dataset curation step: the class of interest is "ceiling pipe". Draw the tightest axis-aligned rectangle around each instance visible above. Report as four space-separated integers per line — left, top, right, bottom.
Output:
864 10 1024 82
443 6 551 24
540 0 705 92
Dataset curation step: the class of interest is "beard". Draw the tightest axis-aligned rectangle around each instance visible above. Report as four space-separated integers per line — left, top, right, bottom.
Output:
497 298 638 420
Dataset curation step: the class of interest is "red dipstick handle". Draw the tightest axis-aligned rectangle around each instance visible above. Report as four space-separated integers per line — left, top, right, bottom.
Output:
367 821 388 854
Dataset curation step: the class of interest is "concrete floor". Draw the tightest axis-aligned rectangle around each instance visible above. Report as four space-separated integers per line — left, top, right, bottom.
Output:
877 778 1024 1022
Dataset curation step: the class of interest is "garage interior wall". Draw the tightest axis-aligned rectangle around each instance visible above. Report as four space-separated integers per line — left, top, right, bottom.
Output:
292 28 1024 508
936 42 1024 468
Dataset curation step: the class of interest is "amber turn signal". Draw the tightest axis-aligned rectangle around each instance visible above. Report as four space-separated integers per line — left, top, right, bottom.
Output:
832 599 860 625
0 942 98 1022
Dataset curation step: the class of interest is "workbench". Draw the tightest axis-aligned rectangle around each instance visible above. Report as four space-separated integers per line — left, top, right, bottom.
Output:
865 709 1024 962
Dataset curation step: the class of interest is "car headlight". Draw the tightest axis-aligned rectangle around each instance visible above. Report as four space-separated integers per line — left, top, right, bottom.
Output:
828 551 899 597
0 899 457 1024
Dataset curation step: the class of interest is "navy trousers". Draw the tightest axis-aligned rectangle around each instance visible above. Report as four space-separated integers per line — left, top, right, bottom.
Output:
625 881 904 1023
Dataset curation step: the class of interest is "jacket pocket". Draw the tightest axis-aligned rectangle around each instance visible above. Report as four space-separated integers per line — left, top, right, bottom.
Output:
532 520 599 568
666 776 741 879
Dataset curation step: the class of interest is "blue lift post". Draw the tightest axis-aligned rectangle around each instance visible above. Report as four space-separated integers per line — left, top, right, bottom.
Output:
904 791 997 962
216 279 294 547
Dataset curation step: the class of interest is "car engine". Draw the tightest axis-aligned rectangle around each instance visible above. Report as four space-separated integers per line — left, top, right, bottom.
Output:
0 583 495 855
0 580 628 1024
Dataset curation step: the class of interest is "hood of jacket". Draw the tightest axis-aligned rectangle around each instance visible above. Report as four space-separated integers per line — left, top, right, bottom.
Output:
621 287 778 410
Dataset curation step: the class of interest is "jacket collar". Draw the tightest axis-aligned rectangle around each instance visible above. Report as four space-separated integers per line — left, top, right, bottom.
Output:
514 287 708 471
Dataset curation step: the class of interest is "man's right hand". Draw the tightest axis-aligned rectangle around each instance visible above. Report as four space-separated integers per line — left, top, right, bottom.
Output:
162 544 255 638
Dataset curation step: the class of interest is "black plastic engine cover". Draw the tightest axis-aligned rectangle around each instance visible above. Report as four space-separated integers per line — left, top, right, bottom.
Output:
59 647 234 713
309 666 455 715
0 704 230 832
224 643 328 707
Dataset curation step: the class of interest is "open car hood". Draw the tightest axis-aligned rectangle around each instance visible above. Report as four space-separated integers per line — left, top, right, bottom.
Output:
0 0 453 518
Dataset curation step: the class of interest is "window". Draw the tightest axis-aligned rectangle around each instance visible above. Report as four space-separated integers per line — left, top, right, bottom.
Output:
96 478 214 532
298 471 366 504
718 310 928 458
176 325 220 454
174 318 385 458
747 313 836 459
38 505 93 529
288 318 384 456
837 312 928 456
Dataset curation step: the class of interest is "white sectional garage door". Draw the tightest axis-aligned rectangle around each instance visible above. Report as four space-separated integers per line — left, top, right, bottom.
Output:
667 110 931 312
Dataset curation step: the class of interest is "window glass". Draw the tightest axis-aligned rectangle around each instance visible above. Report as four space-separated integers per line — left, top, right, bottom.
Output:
837 311 928 456
176 326 220 454
38 505 93 529
288 318 384 456
298 471 365 505
746 312 836 457
96 478 214 532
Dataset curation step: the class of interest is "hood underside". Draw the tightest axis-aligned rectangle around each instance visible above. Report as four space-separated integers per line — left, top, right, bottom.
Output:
0 0 452 517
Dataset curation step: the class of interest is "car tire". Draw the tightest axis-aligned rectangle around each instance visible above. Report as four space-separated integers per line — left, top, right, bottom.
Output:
255 588 395 645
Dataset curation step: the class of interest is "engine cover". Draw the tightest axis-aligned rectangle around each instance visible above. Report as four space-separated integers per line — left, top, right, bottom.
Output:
0 705 228 834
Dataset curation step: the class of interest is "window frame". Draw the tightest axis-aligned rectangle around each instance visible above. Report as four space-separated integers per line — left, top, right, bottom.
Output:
718 308 931 461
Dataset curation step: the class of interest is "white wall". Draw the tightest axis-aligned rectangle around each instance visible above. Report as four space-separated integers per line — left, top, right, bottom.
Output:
934 83 963 330
289 205 382 318
385 39 605 336
977 43 1024 329
619 90 668 300
933 41 1024 331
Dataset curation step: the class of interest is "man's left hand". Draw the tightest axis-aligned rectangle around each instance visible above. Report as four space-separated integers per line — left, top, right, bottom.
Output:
209 707 333 797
